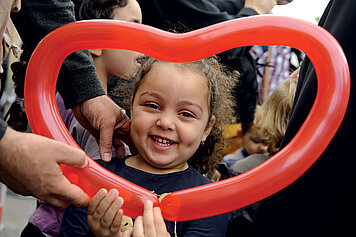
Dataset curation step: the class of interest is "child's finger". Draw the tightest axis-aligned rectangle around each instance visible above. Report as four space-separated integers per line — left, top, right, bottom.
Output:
153 207 169 236
93 189 119 224
122 227 133 237
110 208 124 234
102 197 123 232
101 196 123 226
88 188 107 216
132 216 144 236
143 200 156 236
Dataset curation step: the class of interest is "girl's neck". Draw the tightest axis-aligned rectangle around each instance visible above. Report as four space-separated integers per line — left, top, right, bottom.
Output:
96 73 108 94
93 61 109 94
125 155 189 174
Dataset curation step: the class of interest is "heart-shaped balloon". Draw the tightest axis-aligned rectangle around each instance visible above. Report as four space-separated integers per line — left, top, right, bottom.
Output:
24 15 350 221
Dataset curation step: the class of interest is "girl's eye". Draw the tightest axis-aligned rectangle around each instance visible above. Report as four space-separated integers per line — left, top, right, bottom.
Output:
180 111 195 118
145 103 160 110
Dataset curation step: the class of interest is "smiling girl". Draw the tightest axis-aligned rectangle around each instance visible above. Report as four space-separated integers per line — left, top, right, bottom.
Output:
60 57 238 237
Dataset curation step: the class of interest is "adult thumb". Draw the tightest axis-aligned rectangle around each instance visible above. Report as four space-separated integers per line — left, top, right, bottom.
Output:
58 144 88 168
99 125 114 162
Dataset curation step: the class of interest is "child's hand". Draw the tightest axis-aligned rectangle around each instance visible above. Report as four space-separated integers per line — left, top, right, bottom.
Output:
88 188 125 237
122 201 170 237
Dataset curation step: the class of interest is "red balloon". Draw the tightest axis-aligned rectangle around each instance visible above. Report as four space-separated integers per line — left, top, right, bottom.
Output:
24 15 350 221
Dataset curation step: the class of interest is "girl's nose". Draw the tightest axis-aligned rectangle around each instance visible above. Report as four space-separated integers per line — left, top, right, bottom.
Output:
156 113 175 131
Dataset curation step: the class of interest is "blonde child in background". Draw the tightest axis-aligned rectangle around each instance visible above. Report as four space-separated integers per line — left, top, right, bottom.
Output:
232 76 298 174
60 56 238 237
224 75 298 237
22 0 144 236
219 120 268 179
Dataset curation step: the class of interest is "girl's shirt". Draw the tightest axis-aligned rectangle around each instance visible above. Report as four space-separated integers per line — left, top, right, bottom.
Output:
59 157 228 237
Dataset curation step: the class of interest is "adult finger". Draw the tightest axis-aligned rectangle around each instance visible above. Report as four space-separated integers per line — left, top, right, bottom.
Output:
51 178 90 207
56 144 88 168
99 123 116 162
42 196 70 209
51 145 90 207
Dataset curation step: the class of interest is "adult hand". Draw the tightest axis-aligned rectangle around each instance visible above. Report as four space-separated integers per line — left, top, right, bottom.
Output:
71 95 135 162
0 127 89 208
244 0 276 14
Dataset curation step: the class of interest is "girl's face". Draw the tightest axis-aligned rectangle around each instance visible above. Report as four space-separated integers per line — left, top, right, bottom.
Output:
129 62 215 174
95 0 144 80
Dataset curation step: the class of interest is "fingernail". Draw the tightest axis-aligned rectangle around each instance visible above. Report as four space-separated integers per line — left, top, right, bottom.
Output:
103 153 112 162
118 197 124 204
111 189 119 196
146 200 153 207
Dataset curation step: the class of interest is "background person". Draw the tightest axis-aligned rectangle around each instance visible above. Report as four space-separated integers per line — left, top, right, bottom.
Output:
251 0 356 236
0 0 131 211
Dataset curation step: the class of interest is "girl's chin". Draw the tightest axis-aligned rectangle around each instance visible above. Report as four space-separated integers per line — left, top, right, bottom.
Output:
147 159 188 173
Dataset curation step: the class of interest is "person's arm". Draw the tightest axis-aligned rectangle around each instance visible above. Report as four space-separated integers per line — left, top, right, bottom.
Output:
11 0 133 160
210 0 245 15
10 0 105 108
0 124 89 208
140 0 275 30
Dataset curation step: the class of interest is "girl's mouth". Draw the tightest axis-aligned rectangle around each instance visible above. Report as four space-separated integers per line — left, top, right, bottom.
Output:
151 136 175 147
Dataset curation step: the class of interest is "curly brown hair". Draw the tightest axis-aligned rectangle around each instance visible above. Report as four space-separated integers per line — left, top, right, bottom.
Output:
73 0 128 20
132 56 239 178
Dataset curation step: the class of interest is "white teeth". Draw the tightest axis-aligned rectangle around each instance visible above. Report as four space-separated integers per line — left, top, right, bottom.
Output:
153 136 172 146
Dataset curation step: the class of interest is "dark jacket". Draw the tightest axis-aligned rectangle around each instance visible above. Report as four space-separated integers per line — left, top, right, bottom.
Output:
11 0 105 109
251 0 356 236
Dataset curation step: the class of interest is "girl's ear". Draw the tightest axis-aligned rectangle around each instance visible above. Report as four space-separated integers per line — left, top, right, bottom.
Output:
89 49 103 57
202 115 216 143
